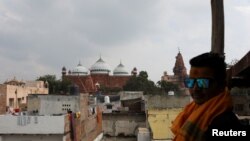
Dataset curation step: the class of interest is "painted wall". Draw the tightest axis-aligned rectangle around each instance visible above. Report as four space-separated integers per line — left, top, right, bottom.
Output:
0 81 48 109
145 95 191 140
148 108 183 140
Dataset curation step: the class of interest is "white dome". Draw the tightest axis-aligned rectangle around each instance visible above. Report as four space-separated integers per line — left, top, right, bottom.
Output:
71 62 88 75
90 57 111 74
113 62 129 76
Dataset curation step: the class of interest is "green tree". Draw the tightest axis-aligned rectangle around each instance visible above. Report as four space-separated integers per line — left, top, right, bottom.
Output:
123 71 159 94
36 75 71 94
59 79 72 94
157 80 180 94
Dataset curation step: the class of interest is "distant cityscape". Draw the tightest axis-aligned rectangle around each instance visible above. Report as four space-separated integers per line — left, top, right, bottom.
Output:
0 51 249 141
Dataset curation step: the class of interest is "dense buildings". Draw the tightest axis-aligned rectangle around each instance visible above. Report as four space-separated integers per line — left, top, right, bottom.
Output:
0 78 48 115
0 93 103 141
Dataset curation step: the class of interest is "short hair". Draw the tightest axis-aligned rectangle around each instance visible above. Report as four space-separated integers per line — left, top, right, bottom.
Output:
190 52 226 86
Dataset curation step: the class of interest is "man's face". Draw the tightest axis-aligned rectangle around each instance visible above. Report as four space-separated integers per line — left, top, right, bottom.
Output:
189 67 219 105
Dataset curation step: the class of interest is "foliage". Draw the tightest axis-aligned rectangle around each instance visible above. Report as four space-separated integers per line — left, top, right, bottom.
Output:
36 74 72 94
123 71 159 94
157 80 180 94
98 85 122 94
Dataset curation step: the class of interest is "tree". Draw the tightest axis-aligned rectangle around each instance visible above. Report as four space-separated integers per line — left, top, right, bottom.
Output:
157 80 180 94
36 75 71 94
123 71 159 94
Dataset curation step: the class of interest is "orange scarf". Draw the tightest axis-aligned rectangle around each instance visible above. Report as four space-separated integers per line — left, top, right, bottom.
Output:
171 89 233 141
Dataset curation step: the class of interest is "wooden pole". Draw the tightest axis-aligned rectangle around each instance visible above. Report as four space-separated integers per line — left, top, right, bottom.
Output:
211 0 224 57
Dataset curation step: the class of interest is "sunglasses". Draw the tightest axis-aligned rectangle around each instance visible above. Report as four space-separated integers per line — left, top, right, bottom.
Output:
184 78 213 89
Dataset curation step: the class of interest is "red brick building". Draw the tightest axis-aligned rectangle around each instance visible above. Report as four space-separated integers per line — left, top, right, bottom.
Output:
62 57 136 94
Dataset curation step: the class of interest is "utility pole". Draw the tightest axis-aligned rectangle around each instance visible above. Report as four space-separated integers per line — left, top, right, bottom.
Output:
211 0 225 57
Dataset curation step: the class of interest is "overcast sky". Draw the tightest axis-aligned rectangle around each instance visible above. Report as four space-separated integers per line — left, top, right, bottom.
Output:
0 0 249 83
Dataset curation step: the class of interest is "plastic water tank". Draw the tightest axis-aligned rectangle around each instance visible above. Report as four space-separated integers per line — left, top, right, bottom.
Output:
168 91 174 95
104 96 110 104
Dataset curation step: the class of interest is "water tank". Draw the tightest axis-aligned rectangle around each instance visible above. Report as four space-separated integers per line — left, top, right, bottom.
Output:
69 84 79 95
104 96 110 104
168 91 174 95
137 128 150 141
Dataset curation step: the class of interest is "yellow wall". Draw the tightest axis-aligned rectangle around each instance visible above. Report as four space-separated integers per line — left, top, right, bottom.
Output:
148 108 183 140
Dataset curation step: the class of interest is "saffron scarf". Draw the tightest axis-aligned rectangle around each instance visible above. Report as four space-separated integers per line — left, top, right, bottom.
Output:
171 89 233 141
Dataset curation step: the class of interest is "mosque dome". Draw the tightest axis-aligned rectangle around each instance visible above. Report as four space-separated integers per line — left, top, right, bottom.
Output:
71 62 88 75
113 62 129 76
90 57 111 74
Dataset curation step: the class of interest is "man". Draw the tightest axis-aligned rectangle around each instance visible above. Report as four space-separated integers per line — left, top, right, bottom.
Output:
171 52 247 141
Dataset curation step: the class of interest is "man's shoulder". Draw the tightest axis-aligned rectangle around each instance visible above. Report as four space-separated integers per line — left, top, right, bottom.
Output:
205 111 249 140
209 111 240 128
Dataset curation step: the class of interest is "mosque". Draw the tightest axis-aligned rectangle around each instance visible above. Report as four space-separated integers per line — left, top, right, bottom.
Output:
62 51 188 95
61 57 137 94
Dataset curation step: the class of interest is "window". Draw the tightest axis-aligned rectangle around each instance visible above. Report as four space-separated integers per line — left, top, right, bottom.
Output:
62 103 71 111
9 98 14 107
18 98 22 107
107 105 112 109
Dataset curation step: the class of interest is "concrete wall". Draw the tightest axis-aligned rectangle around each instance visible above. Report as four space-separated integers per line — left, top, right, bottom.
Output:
102 113 146 137
0 115 67 134
78 95 103 141
0 93 6 115
145 95 191 109
119 91 144 101
0 85 7 114
27 95 80 115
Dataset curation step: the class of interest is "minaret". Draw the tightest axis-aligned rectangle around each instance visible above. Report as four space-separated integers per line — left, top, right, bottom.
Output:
62 66 67 76
131 67 138 76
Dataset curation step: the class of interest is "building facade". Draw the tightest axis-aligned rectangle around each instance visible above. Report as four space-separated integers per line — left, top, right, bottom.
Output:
161 51 189 95
62 57 135 94
0 78 48 114
0 94 103 141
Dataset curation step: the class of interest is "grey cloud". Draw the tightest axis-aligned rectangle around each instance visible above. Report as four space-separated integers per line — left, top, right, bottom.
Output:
0 0 249 83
